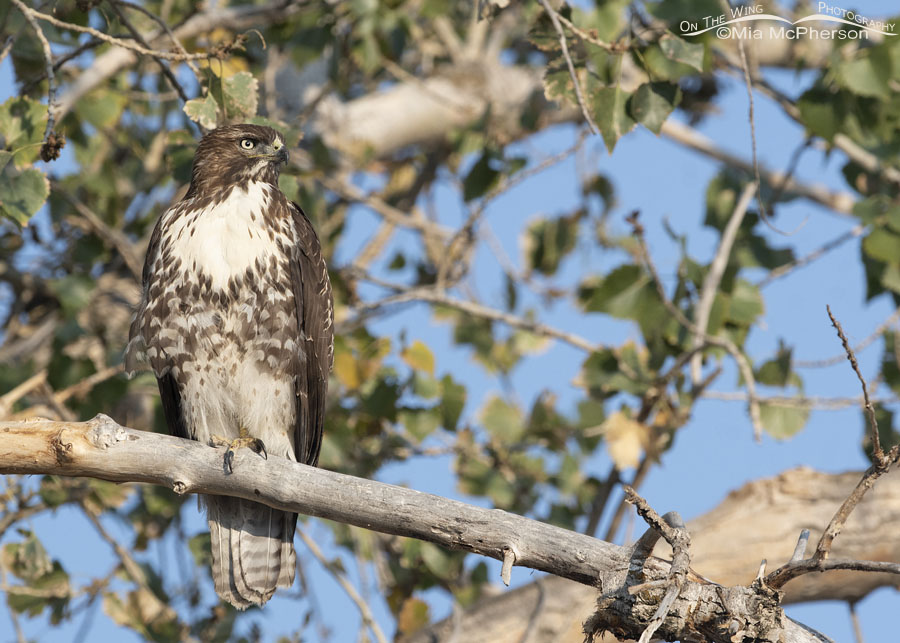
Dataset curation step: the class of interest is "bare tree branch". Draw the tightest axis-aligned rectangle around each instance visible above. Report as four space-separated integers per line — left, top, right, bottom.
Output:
56 0 303 119
0 416 851 643
690 182 756 385
298 528 389 643
536 0 599 135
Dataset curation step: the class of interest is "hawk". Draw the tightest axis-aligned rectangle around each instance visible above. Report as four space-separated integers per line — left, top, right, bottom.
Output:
125 124 334 609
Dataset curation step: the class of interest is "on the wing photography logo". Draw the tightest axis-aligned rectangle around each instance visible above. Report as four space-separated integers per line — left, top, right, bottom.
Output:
679 2 896 40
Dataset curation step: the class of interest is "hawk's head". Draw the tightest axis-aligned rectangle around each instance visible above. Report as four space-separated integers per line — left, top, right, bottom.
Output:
187 124 288 197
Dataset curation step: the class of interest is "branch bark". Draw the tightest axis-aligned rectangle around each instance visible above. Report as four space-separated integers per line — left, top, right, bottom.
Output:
0 416 840 643
406 467 900 643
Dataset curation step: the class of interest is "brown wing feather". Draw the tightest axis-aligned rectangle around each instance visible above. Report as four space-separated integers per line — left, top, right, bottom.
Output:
289 201 333 466
126 208 190 441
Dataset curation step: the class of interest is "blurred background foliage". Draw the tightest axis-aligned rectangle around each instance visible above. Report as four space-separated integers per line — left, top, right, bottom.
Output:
1 0 899 640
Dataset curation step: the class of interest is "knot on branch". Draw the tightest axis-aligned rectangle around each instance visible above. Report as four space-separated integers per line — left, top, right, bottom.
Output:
51 429 74 464
88 413 129 449
584 580 787 643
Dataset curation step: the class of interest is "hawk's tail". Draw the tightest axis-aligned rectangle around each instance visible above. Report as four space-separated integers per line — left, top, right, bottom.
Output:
205 495 296 609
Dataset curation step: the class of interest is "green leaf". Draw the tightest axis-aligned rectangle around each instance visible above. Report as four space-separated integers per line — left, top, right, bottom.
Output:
48 273 95 316
439 374 466 430
862 228 900 264
542 54 578 106
835 48 892 100
74 89 128 129
3 533 52 582
420 542 454 578
636 43 699 81
183 93 219 129
480 396 524 442
462 151 501 201
6 563 69 617
399 407 441 442
0 165 49 225
797 87 844 142
658 34 704 72
629 82 681 134
188 533 211 569
727 280 764 326
577 264 659 321
756 343 792 387
579 347 649 397
590 86 635 153
411 372 440 399
0 96 47 166
761 403 809 439
222 71 259 120
522 214 581 276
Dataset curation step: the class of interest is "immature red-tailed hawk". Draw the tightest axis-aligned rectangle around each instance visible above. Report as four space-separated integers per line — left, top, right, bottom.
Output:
126 124 333 608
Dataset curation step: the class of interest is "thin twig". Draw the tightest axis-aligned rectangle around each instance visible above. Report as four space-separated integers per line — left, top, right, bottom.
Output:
107 1 190 105
584 468 619 537
795 306 900 369
55 365 124 404
727 9 776 231
10 0 58 160
0 370 48 419
690 182 756 383
722 55 900 189
759 224 864 289
19 3 242 61
298 528 389 643
56 186 143 280
623 489 690 643
765 311 900 590
630 215 764 439
849 601 864 643
790 529 810 563
437 130 588 286
554 10 620 52
827 306 881 459
0 567 27 643
347 275 604 355
766 557 900 589
113 0 202 81
603 455 651 543
0 34 15 65
537 0 599 135
517 577 547 643
700 391 900 409
660 119 855 215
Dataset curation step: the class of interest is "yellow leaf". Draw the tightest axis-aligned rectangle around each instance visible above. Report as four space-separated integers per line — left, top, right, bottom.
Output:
601 411 650 470
401 340 435 375
333 350 359 389
397 597 430 635
199 56 249 79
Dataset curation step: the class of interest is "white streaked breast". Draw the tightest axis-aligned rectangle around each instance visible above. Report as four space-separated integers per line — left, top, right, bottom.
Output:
165 182 276 291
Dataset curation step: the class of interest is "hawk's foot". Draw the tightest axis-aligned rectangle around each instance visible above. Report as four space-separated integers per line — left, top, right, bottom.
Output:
210 428 267 474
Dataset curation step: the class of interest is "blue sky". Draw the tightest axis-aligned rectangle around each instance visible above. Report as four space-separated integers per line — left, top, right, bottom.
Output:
3 2 900 641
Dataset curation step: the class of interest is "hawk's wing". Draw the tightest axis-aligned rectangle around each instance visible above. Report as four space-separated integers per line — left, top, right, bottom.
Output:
289 202 334 466
125 205 191 441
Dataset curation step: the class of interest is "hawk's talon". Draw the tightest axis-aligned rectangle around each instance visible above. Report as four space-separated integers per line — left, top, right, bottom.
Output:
210 431 267 474
223 448 236 475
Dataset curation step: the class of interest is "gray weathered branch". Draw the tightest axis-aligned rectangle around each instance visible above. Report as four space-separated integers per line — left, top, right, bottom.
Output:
0 416 834 643
406 466 900 643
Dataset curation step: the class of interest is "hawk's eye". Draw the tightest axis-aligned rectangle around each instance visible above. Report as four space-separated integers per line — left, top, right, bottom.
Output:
240 139 255 150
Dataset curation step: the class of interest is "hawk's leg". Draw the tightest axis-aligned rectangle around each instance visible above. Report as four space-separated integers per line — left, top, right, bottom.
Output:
210 427 267 474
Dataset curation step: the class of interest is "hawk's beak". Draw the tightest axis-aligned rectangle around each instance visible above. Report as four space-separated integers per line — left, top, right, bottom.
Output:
266 142 289 164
